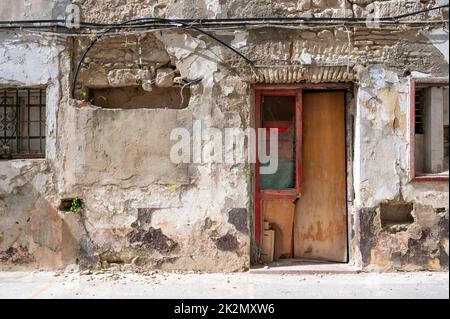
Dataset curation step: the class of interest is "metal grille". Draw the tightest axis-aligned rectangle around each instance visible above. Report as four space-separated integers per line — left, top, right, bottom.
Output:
0 88 46 159
415 87 425 135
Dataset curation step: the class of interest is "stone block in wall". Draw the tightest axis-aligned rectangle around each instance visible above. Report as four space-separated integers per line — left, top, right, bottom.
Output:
155 68 175 88
107 69 152 87
297 0 312 11
317 30 334 40
301 31 317 40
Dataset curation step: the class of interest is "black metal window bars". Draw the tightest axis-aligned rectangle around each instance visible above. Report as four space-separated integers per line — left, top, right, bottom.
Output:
0 88 46 159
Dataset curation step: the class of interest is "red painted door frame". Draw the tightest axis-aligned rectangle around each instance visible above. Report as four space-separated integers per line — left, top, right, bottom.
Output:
253 88 302 246
252 83 352 247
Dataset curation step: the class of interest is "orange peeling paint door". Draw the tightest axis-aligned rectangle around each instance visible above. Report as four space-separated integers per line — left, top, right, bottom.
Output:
294 91 348 262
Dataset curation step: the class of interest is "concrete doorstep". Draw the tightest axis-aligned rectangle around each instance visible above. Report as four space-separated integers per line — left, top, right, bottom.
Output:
251 259 360 274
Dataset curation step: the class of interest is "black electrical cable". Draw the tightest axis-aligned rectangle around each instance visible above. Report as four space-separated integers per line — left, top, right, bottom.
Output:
5 4 444 98
71 18 177 98
70 18 253 98
70 19 138 98
385 3 448 20
0 19 65 25
1 18 447 32
185 25 253 64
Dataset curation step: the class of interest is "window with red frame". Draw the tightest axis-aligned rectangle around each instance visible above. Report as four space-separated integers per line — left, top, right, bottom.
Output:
260 95 296 190
412 83 449 178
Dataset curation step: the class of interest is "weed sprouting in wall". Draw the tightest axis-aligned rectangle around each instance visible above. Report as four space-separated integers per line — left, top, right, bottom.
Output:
70 197 82 213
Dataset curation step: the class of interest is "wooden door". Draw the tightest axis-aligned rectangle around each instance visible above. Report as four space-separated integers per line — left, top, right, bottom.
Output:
293 91 347 262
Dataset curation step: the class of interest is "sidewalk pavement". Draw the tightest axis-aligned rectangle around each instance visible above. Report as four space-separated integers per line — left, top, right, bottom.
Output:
0 270 448 299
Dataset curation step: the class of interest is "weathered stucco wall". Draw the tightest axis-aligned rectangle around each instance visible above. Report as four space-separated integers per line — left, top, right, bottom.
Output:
0 0 71 21
354 65 449 271
0 31 72 268
1 0 449 272
56 29 253 271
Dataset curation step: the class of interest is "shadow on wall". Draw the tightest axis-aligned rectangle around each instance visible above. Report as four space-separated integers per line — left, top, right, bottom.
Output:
87 86 191 109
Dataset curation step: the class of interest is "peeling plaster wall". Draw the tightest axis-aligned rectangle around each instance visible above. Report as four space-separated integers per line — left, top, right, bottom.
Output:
1 0 449 272
0 32 80 269
0 0 71 21
56 30 253 271
354 65 449 271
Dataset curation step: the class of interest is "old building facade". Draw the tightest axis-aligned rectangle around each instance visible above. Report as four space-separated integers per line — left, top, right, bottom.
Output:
0 0 448 272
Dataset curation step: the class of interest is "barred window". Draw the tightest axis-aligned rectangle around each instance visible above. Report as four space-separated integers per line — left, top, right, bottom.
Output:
0 88 46 159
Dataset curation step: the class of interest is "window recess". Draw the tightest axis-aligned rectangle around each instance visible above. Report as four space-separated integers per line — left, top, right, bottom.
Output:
0 88 46 159
411 81 449 181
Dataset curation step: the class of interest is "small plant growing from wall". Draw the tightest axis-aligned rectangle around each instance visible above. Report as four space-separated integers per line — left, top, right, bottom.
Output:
80 88 90 102
69 197 82 213
59 198 83 213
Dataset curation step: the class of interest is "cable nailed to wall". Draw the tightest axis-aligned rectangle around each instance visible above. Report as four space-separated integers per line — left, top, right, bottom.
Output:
1 4 447 98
